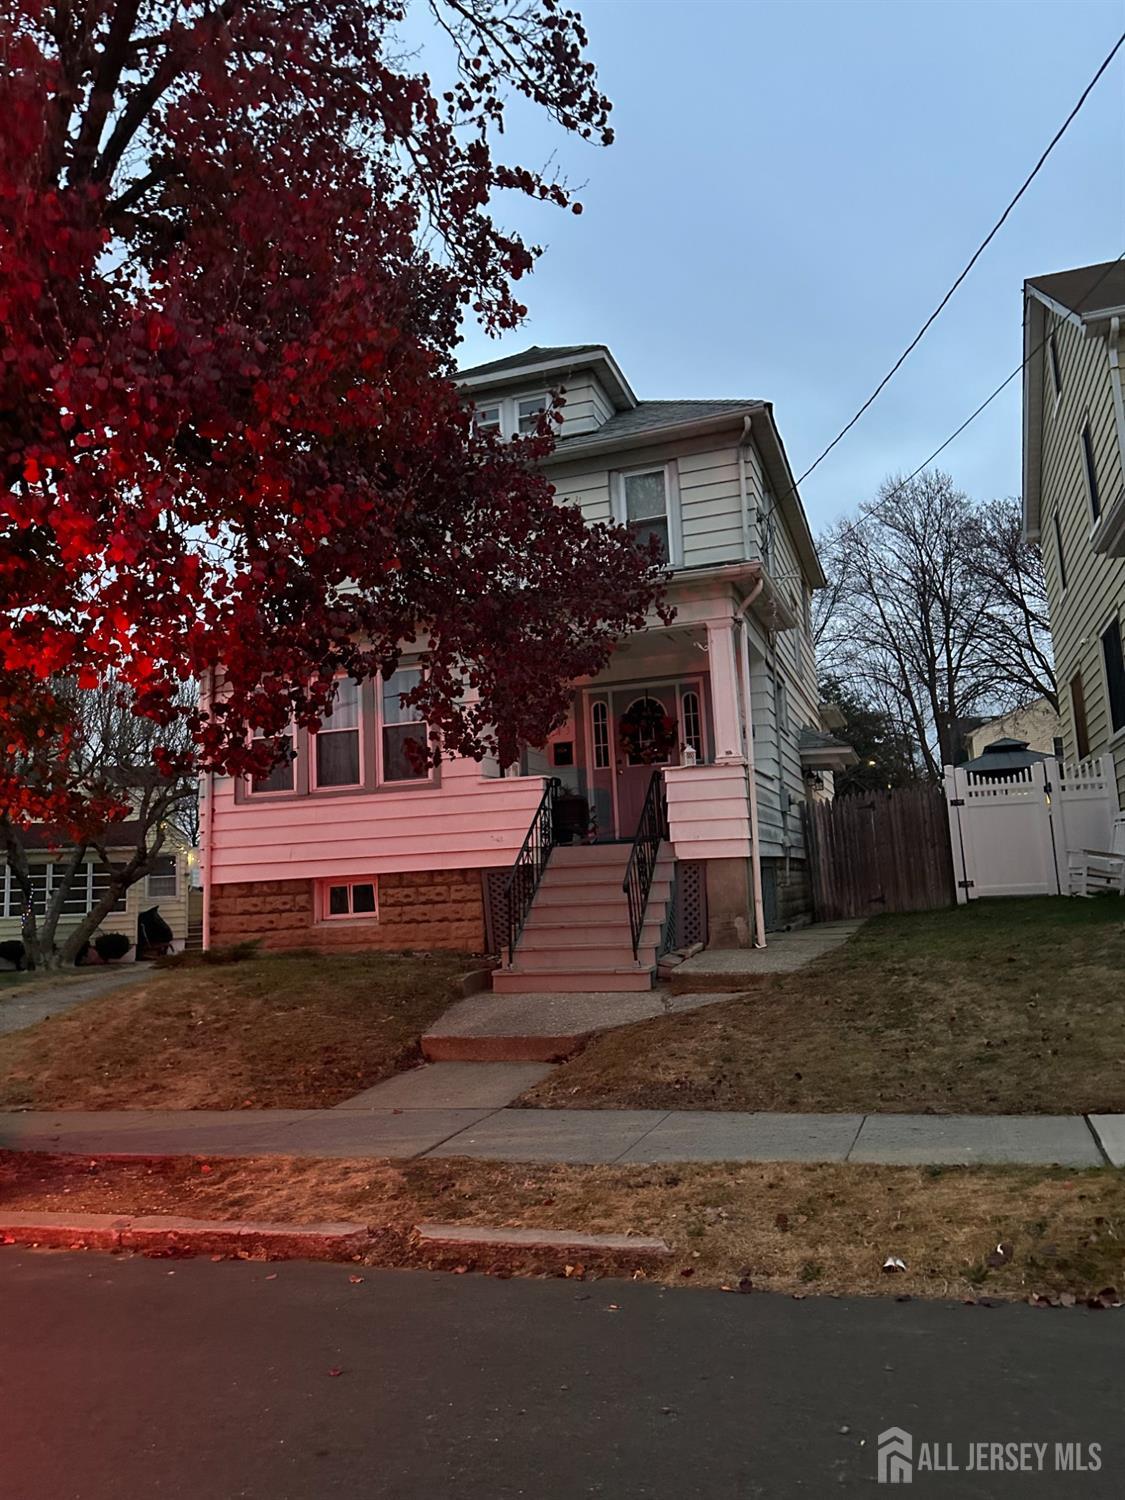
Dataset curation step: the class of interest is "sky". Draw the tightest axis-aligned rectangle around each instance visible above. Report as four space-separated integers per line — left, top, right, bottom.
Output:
439 0 1125 533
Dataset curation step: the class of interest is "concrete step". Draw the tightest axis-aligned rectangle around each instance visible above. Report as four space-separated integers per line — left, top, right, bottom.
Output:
539 861 674 892
492 967 655 994
510 945 660 970
535 875 672 909
518 921 661 951
550 844 633 866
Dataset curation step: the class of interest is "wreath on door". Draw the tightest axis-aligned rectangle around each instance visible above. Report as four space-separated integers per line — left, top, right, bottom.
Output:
618 697 678 764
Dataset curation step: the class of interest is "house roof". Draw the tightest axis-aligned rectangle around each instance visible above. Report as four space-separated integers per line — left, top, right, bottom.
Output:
554 398 762 448
456 344 609 380
13 819 147 851
1025 260 1125 322
798 726 858 770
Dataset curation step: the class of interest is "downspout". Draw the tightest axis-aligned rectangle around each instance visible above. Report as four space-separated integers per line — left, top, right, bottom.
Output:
736 585 768 948
201 668 215 952
771 643 789 882
1108 317 1125 488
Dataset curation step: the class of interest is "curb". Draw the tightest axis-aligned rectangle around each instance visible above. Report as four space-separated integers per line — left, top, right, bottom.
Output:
0 1212 371 1260
421 1033 585 1063
415 1223 671 1258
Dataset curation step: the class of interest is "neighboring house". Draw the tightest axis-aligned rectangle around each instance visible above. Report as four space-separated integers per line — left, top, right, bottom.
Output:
1023 261 1125 809
964 698 1063 763
0 822 192 962
203 344 842 985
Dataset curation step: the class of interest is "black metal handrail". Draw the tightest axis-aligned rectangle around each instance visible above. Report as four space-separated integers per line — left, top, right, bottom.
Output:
622 770 669 961
504 777 562 965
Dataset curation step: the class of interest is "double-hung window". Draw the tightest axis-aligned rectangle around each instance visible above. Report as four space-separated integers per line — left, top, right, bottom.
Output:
250 726 295 795
380 668 429 782
471 393 548 439
314 677 362 789
516 395 547 434
474 403 501 434
1102 617 1125 737
617 466 675 564
146 854 178 898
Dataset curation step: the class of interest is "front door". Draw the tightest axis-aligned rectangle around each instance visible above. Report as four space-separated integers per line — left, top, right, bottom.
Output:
612 687 679 838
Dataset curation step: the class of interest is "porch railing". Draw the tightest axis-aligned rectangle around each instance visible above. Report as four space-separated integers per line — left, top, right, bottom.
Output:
622 770 669 961
504 777 562 965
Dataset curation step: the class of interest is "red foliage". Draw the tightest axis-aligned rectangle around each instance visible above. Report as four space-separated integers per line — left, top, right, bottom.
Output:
0 2 665 823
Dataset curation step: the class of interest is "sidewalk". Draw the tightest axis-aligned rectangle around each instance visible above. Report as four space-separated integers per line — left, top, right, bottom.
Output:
1 1099 1118 1167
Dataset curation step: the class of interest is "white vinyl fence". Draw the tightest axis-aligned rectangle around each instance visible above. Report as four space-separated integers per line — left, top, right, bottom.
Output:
944 757 1118 902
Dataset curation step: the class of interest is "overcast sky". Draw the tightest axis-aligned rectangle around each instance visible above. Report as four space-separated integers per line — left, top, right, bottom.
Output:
445 0 1125 533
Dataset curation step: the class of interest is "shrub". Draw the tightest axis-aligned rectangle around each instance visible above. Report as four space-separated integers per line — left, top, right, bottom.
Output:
94 932 132 963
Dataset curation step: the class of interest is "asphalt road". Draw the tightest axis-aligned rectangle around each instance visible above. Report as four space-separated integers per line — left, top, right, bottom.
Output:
0 1254 1120 1499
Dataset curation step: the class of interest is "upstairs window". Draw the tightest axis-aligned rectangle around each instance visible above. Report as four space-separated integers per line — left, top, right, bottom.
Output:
250 726 295 794
1048 328 1062 402
313 677 362 789
1081 421 1101 523
380 667 429 782
1102 617 1125 736
617 466 673 563
516 395 547 434
474 404 501 434
1070 671 1090 761
1053 509 1068 592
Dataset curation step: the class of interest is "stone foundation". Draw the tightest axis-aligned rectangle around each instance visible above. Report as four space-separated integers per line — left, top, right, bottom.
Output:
209 870 486 954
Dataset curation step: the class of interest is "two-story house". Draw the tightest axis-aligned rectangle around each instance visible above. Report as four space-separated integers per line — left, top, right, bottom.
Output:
203 345 848 990
1022 262 1125 809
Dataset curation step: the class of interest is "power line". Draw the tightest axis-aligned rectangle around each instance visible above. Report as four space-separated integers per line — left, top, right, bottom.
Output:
794 27 1125 491
821 252 1125 543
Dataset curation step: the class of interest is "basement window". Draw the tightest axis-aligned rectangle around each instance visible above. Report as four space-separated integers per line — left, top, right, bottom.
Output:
321 880 378 921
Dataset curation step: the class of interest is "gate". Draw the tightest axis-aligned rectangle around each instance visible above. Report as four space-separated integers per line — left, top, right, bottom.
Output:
944 757 1118 901
802 784 955 920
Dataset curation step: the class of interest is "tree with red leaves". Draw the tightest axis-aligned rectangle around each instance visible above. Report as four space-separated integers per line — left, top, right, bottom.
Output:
0 1 667 953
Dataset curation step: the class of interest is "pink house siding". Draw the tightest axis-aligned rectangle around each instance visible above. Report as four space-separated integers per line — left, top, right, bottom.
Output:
206 762 549 885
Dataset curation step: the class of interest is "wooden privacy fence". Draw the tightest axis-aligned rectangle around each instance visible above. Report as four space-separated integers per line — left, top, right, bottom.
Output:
802 785 955 920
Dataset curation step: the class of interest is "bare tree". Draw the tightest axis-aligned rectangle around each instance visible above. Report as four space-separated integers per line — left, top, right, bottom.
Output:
816 471 1018 778
0 680 196 969
965 497 1056 711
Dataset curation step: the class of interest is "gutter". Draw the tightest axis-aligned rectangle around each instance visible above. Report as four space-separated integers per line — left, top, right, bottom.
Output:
543 407 765 465
1107 316 1125 505
735 584 768 949
201 668 215 952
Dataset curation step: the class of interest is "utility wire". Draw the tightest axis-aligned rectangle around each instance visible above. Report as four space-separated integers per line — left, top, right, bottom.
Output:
793 27 1125 491
823 251 1125 543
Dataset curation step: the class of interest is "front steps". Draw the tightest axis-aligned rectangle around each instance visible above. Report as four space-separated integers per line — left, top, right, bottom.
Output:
491 842 674 995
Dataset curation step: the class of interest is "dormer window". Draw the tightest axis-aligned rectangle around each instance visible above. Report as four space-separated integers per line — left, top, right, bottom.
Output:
471 392 550 439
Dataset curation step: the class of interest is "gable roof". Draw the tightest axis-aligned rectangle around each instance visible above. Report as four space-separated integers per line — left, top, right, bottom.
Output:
1025 260 1125 323
456 345 608 380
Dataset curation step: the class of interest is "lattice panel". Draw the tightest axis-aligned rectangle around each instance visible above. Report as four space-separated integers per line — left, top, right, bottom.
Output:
481 869 509 956
671 861 706 949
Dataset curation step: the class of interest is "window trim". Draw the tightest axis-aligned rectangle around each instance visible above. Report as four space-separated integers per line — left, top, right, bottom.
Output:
1097 609 1125 743
1080 417 1101 528
318 878 379 923
612 461 681 568
591 700 610 770
473 391 550 440
309 676 365 793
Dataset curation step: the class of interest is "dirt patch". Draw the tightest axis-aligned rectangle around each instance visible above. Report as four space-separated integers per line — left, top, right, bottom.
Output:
522 899 1125 1114
0 951 471 1109
1 1151 1121 1302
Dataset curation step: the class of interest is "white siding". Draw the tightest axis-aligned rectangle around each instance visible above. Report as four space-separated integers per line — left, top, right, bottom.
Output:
1038 313 1125 807
558 378 614 437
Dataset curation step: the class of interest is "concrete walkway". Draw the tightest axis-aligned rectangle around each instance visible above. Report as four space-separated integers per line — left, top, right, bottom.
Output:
670 920 864 988
1 1105 1117 1167
0 964 154 1038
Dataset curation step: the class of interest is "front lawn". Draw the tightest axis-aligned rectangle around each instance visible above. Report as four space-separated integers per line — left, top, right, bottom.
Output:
521 898 1125 1115
0 951 472 1110
2 1151 1122 1302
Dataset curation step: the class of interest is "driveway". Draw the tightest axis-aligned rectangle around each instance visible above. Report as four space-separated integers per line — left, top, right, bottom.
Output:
0 965 154 1038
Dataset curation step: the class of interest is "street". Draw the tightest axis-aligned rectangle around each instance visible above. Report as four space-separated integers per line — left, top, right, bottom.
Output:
0 1254 1120 1498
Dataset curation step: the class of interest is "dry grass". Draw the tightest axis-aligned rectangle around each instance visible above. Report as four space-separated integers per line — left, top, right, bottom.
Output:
1 1151 1122 1301
0 951 472 1110
522 898 1125 1115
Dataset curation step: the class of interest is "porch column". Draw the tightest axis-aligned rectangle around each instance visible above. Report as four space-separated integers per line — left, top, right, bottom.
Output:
706 618 745 763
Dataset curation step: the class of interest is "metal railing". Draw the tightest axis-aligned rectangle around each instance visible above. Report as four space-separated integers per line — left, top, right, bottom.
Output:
622 770 669 961
504 777 561 965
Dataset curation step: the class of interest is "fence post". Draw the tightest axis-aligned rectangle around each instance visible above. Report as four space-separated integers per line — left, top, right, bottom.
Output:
943 765 969 904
